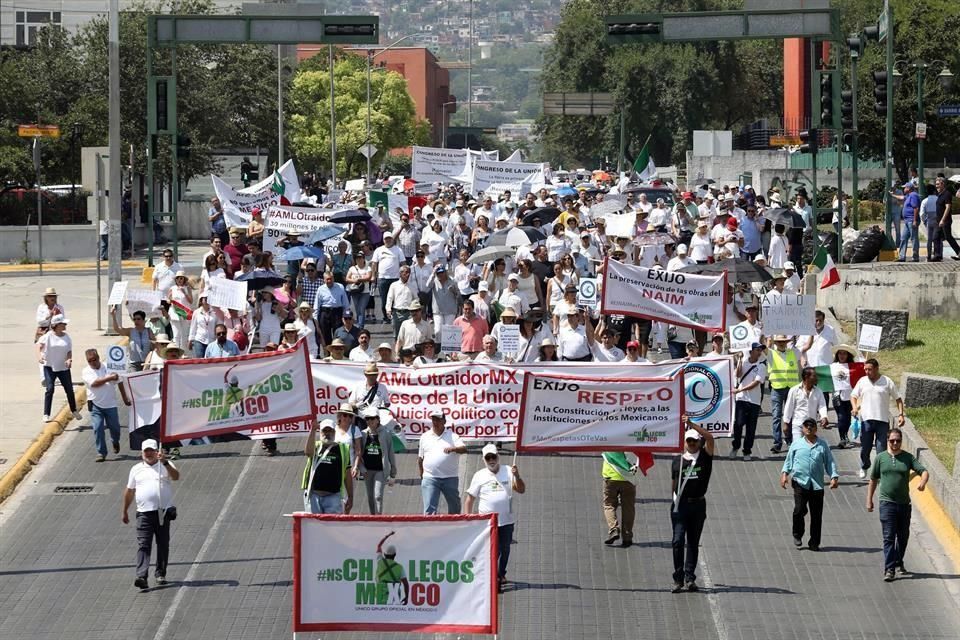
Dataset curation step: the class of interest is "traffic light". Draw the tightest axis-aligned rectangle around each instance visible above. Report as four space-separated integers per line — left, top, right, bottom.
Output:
842 132 854 150
840 90 854 129
847 36 863 59
176 135 191 159
799 129 819 154
605 15 663 44
156 79 168 132
820 72 835 127
321 17 379 44
873 71 888 116
862 24 880 42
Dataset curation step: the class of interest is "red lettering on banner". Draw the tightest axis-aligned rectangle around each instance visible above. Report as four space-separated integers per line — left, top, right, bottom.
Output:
641 289 686 305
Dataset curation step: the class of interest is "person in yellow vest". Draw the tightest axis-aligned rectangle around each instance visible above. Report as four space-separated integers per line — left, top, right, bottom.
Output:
301 417 354 514
601 452 639 547
768 334 801 454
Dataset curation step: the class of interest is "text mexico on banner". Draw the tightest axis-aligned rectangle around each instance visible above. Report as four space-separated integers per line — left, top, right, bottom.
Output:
516 373 685 452
601 259 727 332
160 340 315 441
293 514 497 634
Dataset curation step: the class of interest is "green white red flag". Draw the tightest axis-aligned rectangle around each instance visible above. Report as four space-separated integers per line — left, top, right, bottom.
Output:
170 299 192 321
815 362 865 393
810 246 840 289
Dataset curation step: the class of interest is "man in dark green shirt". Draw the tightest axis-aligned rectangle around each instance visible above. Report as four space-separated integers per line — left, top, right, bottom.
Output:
865 427 929 582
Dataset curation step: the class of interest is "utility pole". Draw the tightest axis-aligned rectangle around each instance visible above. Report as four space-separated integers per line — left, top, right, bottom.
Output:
278 44 284 166
366 49 372 186
329 44 337 188
883 0 894 244
108 0 122 289
467 0 473 128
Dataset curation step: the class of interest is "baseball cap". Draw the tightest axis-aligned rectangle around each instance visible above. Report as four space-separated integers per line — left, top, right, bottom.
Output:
361 406 380 419
750 342 767 351
481 443 498 457
141 439 159 451
430 409 445 419
436 266 447 273
342 309 354 318
508 273 520 282
478 280 489 291
676 244 688 255
783 261 796 270
684 429 701 441
383 231 394 239
626 340 640 349
320 419 336 432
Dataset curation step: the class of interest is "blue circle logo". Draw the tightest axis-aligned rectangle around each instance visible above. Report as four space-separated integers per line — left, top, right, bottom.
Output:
108 345 125 362
684 362 722 421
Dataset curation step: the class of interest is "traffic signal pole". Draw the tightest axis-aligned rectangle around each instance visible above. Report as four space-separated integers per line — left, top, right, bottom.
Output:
884 0 894 244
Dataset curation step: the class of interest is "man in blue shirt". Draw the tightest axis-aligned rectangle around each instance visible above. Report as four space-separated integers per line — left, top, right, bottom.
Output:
890 183 921 262
313 271 349 346
204 324 240 358
740 205 764 260
780 418 839 551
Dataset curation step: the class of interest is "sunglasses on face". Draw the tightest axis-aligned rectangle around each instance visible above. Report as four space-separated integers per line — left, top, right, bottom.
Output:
888 439 902 444
686 438 699 444
484 454 498 461
216 332 227 337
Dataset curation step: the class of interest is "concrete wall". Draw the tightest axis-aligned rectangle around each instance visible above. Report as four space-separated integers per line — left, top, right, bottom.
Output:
817 265 960 321
0 225 98 262
686 150 789 191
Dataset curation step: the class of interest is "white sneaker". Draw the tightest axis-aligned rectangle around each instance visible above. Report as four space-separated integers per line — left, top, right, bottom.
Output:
858 469 866 479
743 453 752 461
42 414 50 422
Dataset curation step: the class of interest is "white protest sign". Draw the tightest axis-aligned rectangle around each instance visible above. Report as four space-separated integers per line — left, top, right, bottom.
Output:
498 324 520 354
344 178 365 192
107 281 128 306
760 293 816 336
126 289 163 317
577 278 598 308
104 344 127 374
263 205 348 259
160 340 315 441
858 323 883 352
469 159 548 195
601 212 635 238
440 324 462 354
212 159 302 228
601 259 728 332
293 514 497 634
206 278 249 311
124 370 161 432
728 321 756 353
517 372 684 452
412 146 471 184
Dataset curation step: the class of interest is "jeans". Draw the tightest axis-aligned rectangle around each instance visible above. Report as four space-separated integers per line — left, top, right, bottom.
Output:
667 341 687 359
136 510 170 579
351 291 372 327
879 501 911 571
304 491 343 514
421 476 461 514
834 397 852 441
364 470 388 514
91 405 121 456
792 480 824 548
192 341 207 358
378 278 398 320
932 219 960 260
602 479 636 541
860 420 889 470
732 400 761 455
898 221 919 261
770 387 790 450
43 367 77 416
391 309 411 340
317 307 343 346
671 499 707 584
497 523 515 580
926 222 939 260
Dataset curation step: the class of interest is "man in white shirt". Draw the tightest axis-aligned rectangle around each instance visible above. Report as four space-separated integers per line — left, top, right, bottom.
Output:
371 232 405 323
418 410 467 514
465 444 526 593
122 439 180 590
152 249 182 295
667 244 695 272
591 327 625 362
851 358 905 478
83 348 123 462
782 367 829 444
385 265 419 339
557 308 595 361
800 310 838 367
731 343 767 460
621 340 650 363
473 335 503 363
348 330 374 362
395 302 434 353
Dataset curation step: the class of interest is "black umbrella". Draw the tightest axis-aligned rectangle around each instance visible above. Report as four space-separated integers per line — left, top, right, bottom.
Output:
328 208 372 224
770 207 806 229
678 258 774 284
521 207 560 226
487 226 548 248
235 269 285 291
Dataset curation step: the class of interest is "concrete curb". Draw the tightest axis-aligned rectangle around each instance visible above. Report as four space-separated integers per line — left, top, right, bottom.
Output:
0 260 145 273
0 388 87 503
900 417 960 552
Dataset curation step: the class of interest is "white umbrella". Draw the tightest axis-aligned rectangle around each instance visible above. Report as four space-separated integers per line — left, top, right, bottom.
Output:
947 174 960 183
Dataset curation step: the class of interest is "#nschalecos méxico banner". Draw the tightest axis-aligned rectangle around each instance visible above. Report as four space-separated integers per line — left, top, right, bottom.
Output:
293 514 497 634
515 373 685 453
212 159 303 228
159 340 316 442
600 259 728 333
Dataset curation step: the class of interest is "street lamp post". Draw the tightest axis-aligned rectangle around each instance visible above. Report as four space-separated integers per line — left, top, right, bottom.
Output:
440 101 457 148
892 59 953 197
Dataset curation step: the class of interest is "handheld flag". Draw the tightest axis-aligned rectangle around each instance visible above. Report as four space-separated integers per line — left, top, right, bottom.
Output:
810 246 840 289
170 299 193 321
632 138 657 182
270 170 285 196
815 362 865 394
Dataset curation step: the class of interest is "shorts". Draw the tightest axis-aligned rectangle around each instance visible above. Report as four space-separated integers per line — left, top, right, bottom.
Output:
635 319 652 343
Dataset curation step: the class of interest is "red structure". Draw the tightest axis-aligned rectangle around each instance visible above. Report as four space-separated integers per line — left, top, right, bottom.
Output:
296 45 456 149
783 38 831 135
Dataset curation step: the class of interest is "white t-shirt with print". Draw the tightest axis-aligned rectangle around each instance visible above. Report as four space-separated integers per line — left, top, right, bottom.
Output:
467 465 516 526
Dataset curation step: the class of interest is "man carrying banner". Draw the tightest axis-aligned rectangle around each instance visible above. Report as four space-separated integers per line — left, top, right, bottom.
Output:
601 451 638 547
418 409 466 514
360 406 397 514
731 343 767 461
302 419 354 514
782 367 829 445
768 335 801 454
670 418 715 593
465 444 526 593
780 418 839 551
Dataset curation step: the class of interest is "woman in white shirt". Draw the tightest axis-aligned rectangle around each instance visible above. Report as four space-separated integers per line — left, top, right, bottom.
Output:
167 271 194 351
36 288 66 341
188 292 220 358
831 344 862 449
551 285 579 334
689 220 713 263
559 253 580 286
294 302 322 357
36 315 80 422
544 262 573 313
545 224 572 262
254 287 283 347
346 253 374 326
200 254 226 293
767 223 788 269
483 259 510 300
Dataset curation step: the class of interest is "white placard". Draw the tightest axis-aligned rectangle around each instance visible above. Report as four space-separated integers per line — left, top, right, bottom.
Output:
440 324 462 354
262 204 348 260
728 321 756 353
759 293 816 336
577 278 598 308
468 159 548 195
498 324 520 354
411 146 471 184
104 344 127 374
293 514 497 634
126 289 163 317
601 212 635 238
206 278 249 311
107 281 128 306
858 323 883 352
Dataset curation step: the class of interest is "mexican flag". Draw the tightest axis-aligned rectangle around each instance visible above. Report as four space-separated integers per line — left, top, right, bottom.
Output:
170 299 193 321
368 191 429 214
810 246 840 288
270 170 285 196
815 362 865 393
602 450 655 477
632 141 657 182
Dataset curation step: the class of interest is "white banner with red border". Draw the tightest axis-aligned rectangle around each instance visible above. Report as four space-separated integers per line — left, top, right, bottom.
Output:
159 340 315 441
293 514 497 634
516 372 685 452
600 259 728 332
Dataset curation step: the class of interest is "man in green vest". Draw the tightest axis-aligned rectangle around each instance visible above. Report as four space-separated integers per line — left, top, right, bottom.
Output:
302 417 354 514
768 334 801 454
601 452 638 547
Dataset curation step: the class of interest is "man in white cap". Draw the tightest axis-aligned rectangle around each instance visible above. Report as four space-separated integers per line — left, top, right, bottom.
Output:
83 348 123 462
122 438 180 590
302 417 353 514
372 231 406 324
667 244 695 272
497 273 531 317
782 261 802 294
395 301 434 354
698 193 717 223
670 417 715 593
465 444 526 592
359 406 397 514
418 409 466 514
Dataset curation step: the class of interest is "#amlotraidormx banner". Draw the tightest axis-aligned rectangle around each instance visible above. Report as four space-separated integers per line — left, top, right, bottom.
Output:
212 159 302 228
516 372 685 452
293 514 497 634
600 259 728 332
160 340 315 441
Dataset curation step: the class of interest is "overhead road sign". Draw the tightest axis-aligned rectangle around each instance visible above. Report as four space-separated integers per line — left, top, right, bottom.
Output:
542 92 615 116
606 8 840 44
151 14 378 47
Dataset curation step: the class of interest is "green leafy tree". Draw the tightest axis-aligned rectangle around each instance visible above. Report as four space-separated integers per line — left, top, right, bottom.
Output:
287 51 430 179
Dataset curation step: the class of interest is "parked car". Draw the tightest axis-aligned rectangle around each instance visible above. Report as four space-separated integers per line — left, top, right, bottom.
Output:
0 186 87 225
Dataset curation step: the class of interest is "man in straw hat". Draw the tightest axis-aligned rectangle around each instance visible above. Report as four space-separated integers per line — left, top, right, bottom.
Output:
348 362 391 414
767 334 802 454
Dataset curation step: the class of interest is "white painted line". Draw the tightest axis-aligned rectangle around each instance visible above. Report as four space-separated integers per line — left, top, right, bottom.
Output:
152 444 258 640
698 544 729 640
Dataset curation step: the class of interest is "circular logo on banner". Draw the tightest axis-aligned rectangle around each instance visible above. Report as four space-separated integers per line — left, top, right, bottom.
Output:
730 324 748 341
684 362 723 421
579 280 596 300
108 345 125 363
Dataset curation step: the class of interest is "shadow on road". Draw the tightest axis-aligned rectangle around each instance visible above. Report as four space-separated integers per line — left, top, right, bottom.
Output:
0 555 292 577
